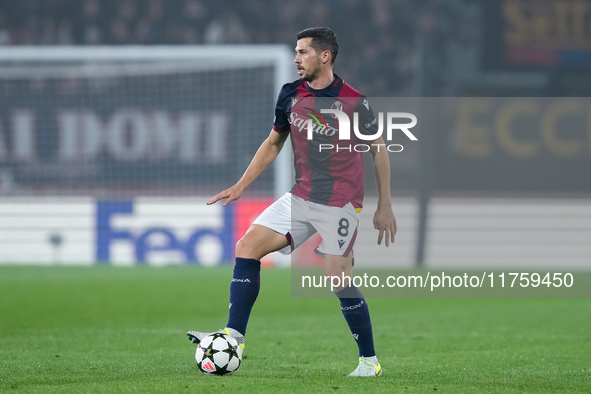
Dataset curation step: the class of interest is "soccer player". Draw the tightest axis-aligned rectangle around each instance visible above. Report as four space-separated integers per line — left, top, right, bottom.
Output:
188 27 396 377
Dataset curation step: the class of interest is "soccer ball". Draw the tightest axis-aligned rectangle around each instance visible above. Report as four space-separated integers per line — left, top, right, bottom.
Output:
195 333 243 375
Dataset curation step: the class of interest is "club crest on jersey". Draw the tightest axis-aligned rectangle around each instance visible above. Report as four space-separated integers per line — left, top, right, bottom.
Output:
330 100 343 118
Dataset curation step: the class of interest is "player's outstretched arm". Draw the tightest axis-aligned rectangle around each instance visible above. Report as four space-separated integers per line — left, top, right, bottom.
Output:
207 130 289 207
370 137 397 246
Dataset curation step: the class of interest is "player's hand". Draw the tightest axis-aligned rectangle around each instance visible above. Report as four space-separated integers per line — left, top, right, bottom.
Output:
373 206 397 247
207 184 244 207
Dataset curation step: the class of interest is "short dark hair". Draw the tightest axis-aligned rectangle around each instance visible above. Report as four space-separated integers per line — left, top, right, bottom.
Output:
296 27 339 64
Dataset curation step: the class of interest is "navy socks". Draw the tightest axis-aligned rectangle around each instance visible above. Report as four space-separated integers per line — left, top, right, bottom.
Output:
226 257 261 336
335 285 376 358
226 257 375 358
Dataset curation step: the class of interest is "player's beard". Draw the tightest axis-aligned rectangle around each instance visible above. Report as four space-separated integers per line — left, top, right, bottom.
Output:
301 58 322 83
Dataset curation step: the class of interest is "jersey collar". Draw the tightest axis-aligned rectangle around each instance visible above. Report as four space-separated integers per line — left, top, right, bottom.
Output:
305 74 342 94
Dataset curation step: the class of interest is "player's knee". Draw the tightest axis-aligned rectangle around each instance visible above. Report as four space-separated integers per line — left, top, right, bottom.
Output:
325 267 344 279
235 236 258 260
324 256 352 279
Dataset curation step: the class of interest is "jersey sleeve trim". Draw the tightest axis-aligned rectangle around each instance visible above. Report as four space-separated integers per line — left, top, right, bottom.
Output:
273 124 289 133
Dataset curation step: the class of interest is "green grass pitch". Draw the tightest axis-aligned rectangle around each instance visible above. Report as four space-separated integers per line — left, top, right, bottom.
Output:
0 266 589 393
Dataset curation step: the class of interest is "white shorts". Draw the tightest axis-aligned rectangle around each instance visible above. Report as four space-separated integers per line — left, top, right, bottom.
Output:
252 193 359 258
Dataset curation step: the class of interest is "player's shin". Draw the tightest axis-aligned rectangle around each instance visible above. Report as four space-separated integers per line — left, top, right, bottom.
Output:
335 285 376 358
226 257 261 338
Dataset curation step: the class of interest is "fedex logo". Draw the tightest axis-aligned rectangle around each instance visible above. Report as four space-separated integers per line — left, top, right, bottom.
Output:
95 201 234 265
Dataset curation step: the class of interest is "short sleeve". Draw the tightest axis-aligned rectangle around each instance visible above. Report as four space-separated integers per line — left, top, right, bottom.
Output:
354 97 379 140
272 86 291 133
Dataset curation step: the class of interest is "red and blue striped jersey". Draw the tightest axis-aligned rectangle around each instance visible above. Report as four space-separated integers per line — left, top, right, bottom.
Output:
272 75 379 209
